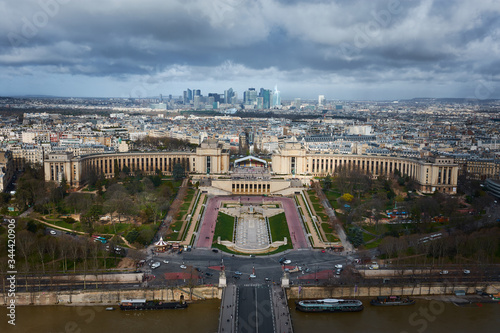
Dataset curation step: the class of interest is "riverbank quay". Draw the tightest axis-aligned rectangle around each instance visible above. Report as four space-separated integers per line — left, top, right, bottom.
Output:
2 285 221 306
2 282 499 306
286 283 500 300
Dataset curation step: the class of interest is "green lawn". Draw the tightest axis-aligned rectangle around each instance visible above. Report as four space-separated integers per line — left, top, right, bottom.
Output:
307 190 320 203
213 212 235 242
321 223 340 242
362 232 376 243
165 221 183 241
43 218 83 231
269 212 291 243
321 223 333 233
95 222 133 234
363 224 388 235
363 238 383 249
325 233 340 242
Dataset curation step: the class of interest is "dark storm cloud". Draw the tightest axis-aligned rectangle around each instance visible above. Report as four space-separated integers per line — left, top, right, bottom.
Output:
0 0 499 98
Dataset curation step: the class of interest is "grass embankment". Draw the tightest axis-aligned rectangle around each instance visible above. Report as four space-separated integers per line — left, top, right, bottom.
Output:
213 212 235 242
269 212 293 250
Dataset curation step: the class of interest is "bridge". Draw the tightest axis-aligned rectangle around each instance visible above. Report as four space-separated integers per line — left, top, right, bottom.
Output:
218 284 293 333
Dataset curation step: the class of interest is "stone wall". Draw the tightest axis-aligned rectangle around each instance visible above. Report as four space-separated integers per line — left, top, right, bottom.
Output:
286 283 500 299
3 286 222 306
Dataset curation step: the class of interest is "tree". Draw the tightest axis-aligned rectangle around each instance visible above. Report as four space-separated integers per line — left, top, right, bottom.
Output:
340 193 354 203
347 226 364 247
172 163 186 181
323 174 332 191
114 160 120 179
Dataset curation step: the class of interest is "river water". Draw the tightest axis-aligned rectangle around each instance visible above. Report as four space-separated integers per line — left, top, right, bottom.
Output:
1 298 499 333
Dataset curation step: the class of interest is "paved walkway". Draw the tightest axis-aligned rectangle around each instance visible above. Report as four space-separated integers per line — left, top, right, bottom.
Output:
219 284 237 333
196 196 224 248
271 285 293 333
312 182 354 252
234 213 270 250
34 218 136 249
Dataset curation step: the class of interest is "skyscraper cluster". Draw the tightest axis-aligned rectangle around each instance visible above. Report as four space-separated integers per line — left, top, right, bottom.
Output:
181 86 283 110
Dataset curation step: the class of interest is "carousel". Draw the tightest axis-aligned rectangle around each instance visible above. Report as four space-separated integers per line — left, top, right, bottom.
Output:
154 237 168 252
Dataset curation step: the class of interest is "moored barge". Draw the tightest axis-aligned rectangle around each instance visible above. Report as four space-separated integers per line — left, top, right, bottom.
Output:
119 299 188 311
370 296 416 306
296 298 363 313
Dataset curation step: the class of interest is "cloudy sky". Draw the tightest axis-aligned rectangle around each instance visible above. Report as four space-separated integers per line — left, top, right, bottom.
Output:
1 0 499 100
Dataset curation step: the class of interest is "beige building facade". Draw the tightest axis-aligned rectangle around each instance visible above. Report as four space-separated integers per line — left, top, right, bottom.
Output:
272 141 459 194
45 139 459 195
44 141 229 186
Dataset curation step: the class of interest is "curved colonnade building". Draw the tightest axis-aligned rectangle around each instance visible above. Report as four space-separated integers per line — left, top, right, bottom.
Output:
44 139 458 195
271 141 458 194
44 140 229 187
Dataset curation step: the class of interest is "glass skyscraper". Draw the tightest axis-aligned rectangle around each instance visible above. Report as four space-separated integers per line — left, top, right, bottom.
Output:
273 85 281 108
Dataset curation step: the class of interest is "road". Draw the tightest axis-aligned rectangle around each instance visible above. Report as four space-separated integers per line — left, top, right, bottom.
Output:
145 248 348 287
237 285 274 333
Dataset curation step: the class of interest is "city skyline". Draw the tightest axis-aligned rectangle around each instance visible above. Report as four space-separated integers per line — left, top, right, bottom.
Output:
1 0 500 100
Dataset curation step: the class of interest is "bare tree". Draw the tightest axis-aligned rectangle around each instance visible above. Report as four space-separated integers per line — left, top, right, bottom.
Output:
35 237 47 274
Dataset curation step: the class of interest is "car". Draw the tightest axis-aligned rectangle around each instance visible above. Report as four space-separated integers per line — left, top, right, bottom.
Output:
321 249 326 253
49 230 57 235
335 269 342 275
303 268 311 273
232 275 241 279
278 257 286 264
234 271 242 275
334 264 343 269
439 270 449 275
163 260 169 264
195 267 202 272
180 265 187 269
205 272 214 277
463 269 471 274
249 255 255 258
264 277 271 282
249 274 256 279
283 259 292 265
151 262 161 269
212 249 219 253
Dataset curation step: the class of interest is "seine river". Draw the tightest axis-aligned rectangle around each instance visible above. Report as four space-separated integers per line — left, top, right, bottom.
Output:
1 298 499 333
